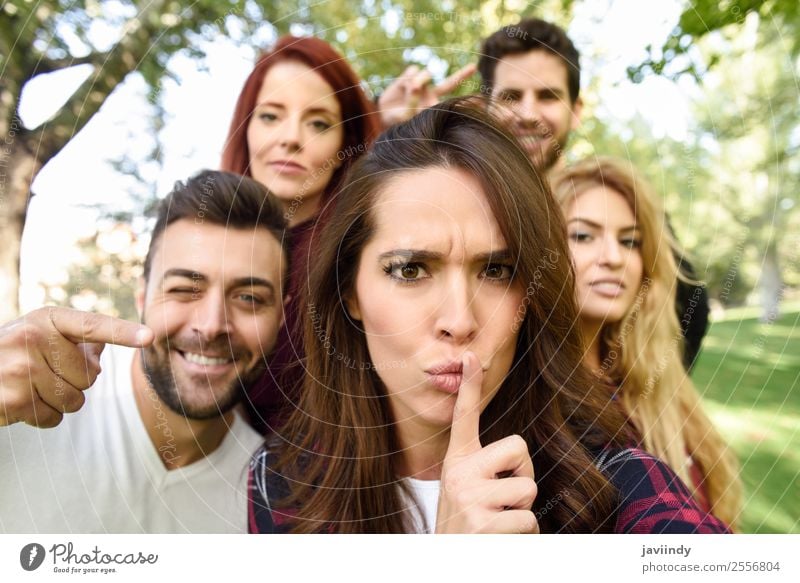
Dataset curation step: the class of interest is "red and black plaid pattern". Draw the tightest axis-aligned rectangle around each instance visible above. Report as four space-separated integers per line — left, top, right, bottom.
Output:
597 448 729 533
248 446 730 534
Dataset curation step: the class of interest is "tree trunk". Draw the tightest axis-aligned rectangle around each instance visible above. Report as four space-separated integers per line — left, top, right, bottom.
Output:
758 242 783 323
0 139 40 322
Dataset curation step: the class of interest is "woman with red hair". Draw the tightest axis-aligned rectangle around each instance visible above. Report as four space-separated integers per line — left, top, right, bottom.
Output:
221 36 381 433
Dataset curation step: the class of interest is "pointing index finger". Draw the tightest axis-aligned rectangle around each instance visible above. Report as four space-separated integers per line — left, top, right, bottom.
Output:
446 351 483 458
48 308 154 347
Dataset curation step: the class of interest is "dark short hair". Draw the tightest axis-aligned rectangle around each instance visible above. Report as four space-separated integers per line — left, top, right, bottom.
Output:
143 170 288 282
478 18 581 104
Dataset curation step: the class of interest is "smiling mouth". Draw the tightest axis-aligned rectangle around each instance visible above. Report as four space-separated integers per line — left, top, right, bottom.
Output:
177 350 234 367
515 133 550 150
590 282 626 296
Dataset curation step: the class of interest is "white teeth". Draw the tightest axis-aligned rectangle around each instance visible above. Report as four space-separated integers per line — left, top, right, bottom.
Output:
592 283 623 294
182 352 232 366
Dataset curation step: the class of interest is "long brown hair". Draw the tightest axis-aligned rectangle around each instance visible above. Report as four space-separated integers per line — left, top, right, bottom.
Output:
272 99 629 533
220 35 381 203
551 157 742 528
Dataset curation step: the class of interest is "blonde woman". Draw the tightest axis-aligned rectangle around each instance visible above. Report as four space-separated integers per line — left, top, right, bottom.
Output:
552 157 742 528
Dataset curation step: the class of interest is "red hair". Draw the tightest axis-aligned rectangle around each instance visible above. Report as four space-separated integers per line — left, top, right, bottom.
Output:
221 35 380 201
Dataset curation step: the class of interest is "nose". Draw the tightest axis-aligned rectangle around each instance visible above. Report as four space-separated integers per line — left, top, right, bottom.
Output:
435 274 478 343
191 289 232 341
514 92 541 123
597 236 624 267
279 117 302 151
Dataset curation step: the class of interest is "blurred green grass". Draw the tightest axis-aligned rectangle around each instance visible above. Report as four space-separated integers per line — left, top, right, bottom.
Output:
694 303 800 533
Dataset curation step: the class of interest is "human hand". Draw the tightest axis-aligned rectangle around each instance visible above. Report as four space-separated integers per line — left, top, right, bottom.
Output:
434 352 539 534
0 307 153 427
378 63 477 128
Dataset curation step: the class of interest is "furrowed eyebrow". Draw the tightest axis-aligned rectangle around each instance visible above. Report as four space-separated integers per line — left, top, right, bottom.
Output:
377 249 513 262
377 249 443 262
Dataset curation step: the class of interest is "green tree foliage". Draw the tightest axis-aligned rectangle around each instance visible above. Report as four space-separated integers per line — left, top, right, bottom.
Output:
2 0 581 320
629 0 800 82
620 3 799 311
0 0 284 321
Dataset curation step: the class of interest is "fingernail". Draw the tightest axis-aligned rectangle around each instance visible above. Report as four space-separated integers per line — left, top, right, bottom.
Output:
135 327 151 345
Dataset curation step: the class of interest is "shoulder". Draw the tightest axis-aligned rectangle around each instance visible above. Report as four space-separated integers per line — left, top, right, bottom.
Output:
595 448 730 534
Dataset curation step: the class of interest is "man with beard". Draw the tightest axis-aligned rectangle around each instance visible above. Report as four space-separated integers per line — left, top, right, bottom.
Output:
0 170 286 532
476 18 582 178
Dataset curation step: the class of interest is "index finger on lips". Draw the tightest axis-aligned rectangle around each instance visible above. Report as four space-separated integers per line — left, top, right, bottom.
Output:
445 351 483 459
48 308 153 348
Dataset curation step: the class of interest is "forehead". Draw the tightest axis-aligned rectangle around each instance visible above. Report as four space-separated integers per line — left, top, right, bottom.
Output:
148 219 285 284
367 167 506 252
568 186 636 226
255 60 341 116
493 49 570 92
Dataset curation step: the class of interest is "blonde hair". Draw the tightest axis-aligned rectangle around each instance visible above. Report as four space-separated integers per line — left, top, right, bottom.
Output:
552 156 742 528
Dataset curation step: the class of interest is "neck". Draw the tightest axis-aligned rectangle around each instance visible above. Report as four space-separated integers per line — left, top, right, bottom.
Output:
130 352 233 469
284 196 321 228
545 156 567 183
393 417 449 481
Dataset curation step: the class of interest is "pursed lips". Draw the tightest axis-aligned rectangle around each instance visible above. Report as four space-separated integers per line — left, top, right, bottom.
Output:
425 360 464 394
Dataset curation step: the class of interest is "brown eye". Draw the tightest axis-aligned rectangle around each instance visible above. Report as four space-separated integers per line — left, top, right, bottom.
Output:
401 264 420 279
384 261 429 283
482 264 513 280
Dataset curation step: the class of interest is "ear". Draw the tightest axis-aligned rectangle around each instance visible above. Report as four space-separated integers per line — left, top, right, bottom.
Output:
280 294 291 329
570 96 583 131
344 292 361 321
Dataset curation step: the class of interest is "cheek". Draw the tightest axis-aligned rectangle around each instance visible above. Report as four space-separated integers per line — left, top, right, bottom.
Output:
144 301 187 339
310 133 344 167
627 253 644 284
567 245 591 280
479 290 525 352
246 122 275 158
251 311 283 353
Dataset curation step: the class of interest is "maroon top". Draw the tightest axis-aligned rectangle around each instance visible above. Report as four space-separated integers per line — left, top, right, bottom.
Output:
245 217 317 434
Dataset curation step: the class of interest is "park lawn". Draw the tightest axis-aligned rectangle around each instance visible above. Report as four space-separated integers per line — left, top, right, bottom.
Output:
693 304 800 533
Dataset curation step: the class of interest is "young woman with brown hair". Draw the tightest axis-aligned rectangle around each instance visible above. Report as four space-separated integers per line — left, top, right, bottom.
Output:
247 99 729 533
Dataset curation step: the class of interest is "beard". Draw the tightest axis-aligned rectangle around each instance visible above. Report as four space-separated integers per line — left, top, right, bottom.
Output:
140 334 266 421
523 123 570 173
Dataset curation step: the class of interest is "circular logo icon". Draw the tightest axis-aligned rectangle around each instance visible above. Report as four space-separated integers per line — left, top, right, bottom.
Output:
20 543 46 571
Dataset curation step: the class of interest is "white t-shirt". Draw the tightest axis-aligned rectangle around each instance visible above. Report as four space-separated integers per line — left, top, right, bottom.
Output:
401 477 441 534
0 345 262 533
